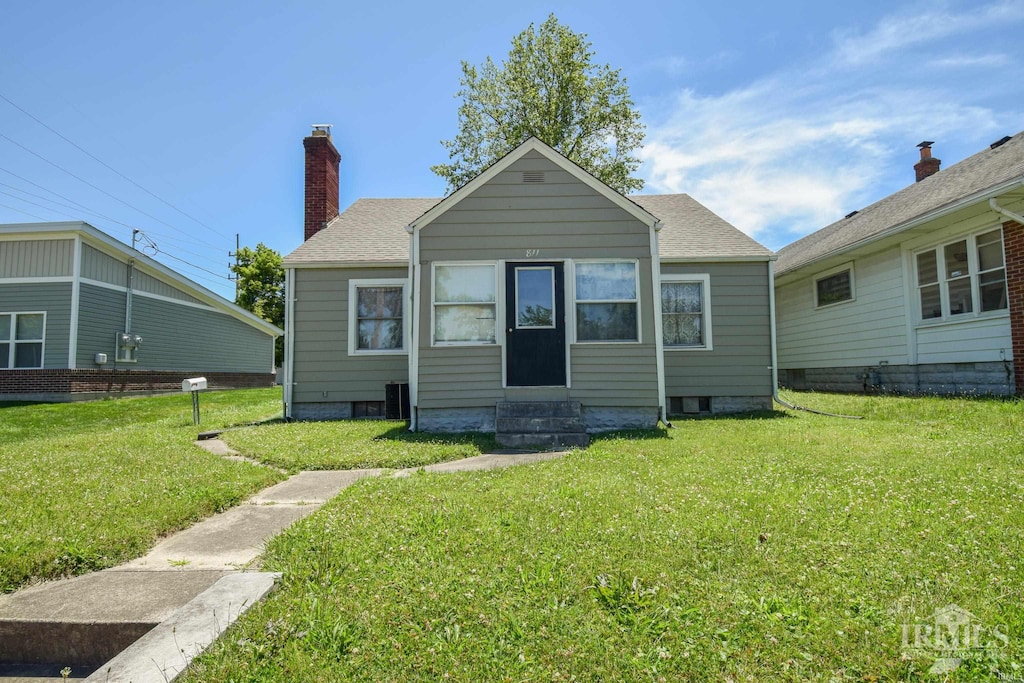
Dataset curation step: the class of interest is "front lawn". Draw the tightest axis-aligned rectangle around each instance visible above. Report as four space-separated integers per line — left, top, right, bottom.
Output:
0 388 284 593
183 393 1024 681
221 420 499 472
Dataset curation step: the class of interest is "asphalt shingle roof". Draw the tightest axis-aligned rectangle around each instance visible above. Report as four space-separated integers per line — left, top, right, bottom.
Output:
284 194 771 265
776 132 1024 275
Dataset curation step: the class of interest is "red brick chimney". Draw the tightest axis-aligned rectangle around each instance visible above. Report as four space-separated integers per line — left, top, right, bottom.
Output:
914 141 941 182
303 124 341 241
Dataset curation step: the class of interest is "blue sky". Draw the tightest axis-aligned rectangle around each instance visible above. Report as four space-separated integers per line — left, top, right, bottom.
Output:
1 0 1021 300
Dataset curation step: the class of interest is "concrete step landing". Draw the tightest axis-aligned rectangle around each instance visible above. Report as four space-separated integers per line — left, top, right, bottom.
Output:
495 401 589 449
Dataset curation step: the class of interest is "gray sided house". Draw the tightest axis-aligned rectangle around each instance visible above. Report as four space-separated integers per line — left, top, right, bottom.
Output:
775 134 1024 396
285 130 774 441
0 221 282 401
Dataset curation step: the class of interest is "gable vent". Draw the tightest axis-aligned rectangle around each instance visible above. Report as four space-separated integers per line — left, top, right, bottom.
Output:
521 171 546 183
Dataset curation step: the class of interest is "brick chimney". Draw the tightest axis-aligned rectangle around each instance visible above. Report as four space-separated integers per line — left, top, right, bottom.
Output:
303 124 341 241
914 141 941 182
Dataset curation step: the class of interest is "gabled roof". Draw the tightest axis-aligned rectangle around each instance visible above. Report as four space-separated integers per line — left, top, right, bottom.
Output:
0 221 282 336
776 131 1024 275
409 137 661 232
283 193 771 264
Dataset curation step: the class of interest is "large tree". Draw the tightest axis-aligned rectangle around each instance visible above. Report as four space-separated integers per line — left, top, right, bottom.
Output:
230 243 284 365
431 14 645 194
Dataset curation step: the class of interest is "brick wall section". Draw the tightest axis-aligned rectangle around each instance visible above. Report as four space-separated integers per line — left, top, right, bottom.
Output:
1004 219 1024 395
303 132 341 241
0 369 275 397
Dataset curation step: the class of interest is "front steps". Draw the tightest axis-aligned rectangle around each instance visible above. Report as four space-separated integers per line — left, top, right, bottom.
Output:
495 401 589 449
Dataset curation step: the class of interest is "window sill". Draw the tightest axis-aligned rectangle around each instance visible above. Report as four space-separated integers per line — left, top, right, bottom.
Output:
349 349 407 357
814 297 856 310
915 310 1009 330
432 341 498 347
572 340 642 345
665 345 713 352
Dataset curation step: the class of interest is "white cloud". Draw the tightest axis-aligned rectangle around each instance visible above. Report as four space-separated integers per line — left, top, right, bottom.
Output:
639 2 1019 248
832 0 1024 66
928 53 1011 68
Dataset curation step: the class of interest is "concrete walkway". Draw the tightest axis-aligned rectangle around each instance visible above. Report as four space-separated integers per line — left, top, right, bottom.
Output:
0 441 566 682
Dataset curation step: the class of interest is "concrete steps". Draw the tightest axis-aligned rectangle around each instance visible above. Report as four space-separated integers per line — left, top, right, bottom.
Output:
495 401 589 449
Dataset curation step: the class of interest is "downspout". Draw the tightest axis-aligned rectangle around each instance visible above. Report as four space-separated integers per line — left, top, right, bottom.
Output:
125 259 134 334
769 259 862 419
284 267 295 420
989 197 1024 226
407 223 421 432
649 220 671 428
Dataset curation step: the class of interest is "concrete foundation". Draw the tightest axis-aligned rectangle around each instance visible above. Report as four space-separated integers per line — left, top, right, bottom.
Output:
290 401 353 420
780 361 1016 396
711 396 774 413
581 406 659 433
417 407 496 432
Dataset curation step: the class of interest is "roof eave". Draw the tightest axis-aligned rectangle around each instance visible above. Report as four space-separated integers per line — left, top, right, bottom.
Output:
285 259 409 269
777 175 1024 277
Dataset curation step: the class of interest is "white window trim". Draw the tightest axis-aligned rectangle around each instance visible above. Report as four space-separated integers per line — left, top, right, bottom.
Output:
813 262 856 309
348 278 409 356
572 258 642 344
430 261 499 347
912 227 1008 326
1 311 47 369
661 274 713 351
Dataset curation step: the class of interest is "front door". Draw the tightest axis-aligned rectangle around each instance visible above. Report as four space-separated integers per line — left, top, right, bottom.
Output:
505 262 566 386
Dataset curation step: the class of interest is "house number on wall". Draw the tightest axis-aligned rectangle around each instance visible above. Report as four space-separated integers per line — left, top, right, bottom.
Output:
526 249 540 257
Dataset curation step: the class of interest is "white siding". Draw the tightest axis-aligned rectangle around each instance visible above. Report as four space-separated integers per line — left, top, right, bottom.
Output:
916 316 1012 364
777 247 909 368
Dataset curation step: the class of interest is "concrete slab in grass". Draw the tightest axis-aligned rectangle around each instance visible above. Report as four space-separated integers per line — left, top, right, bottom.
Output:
250 469 385 504
83 572 280 683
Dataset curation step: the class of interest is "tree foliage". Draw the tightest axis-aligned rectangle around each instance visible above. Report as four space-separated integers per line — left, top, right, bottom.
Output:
230 243 284 364
432 14 645 194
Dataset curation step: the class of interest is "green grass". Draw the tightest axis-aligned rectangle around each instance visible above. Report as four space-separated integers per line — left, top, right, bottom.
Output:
182 393 1024 682
0 388 285 593
221 420 499 472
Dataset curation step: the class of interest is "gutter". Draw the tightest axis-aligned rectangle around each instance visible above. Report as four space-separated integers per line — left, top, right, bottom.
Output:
284 268 295 419
989 197 1024 225
406 223 421 432
648 220 671 428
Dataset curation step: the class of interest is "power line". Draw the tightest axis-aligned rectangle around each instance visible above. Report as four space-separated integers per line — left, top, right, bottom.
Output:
0 165 132 227
0 189 83 221
0 181 125 224
0 202 49 221
0 91 231 239
0 130 210 242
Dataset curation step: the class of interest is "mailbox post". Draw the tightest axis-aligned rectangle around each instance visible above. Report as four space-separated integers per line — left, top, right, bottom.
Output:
182 377 208 425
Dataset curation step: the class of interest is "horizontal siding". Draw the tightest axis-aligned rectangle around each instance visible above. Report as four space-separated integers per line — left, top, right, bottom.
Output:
420 151 652 263
76 283 126 367
292 267 409 403
776 247 909 368
0 239 73 278
129 296 273 372
0 282 72 368
662 262 772 396
570 344 659 406
916 316 1012 364
417 346 504 408
76 283 272 372
81 244 202 303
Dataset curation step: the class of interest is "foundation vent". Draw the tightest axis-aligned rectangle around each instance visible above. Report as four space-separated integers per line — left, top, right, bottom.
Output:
522 171 546 183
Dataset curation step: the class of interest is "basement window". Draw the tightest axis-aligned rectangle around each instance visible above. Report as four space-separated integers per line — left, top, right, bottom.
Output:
669 396 711 416
352 401 386 419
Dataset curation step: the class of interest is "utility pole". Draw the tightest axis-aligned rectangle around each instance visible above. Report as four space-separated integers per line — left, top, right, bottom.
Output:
227 233 240 300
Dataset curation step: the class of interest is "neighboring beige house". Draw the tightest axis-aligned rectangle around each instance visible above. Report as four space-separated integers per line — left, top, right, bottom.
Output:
775 134 1024 396
284 127 774 445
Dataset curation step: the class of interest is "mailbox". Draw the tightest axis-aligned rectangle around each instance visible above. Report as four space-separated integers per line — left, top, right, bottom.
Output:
182 377 208 392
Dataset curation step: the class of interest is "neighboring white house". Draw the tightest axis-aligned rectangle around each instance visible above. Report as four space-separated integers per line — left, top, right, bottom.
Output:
283 127 776 445
775 134 1024 396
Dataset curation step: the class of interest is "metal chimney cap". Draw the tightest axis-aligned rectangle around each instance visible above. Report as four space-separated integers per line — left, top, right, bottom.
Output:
311 124 333 137
917 140 934 149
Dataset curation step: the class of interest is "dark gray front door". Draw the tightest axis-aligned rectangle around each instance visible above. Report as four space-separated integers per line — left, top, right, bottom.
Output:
505 262 566 386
